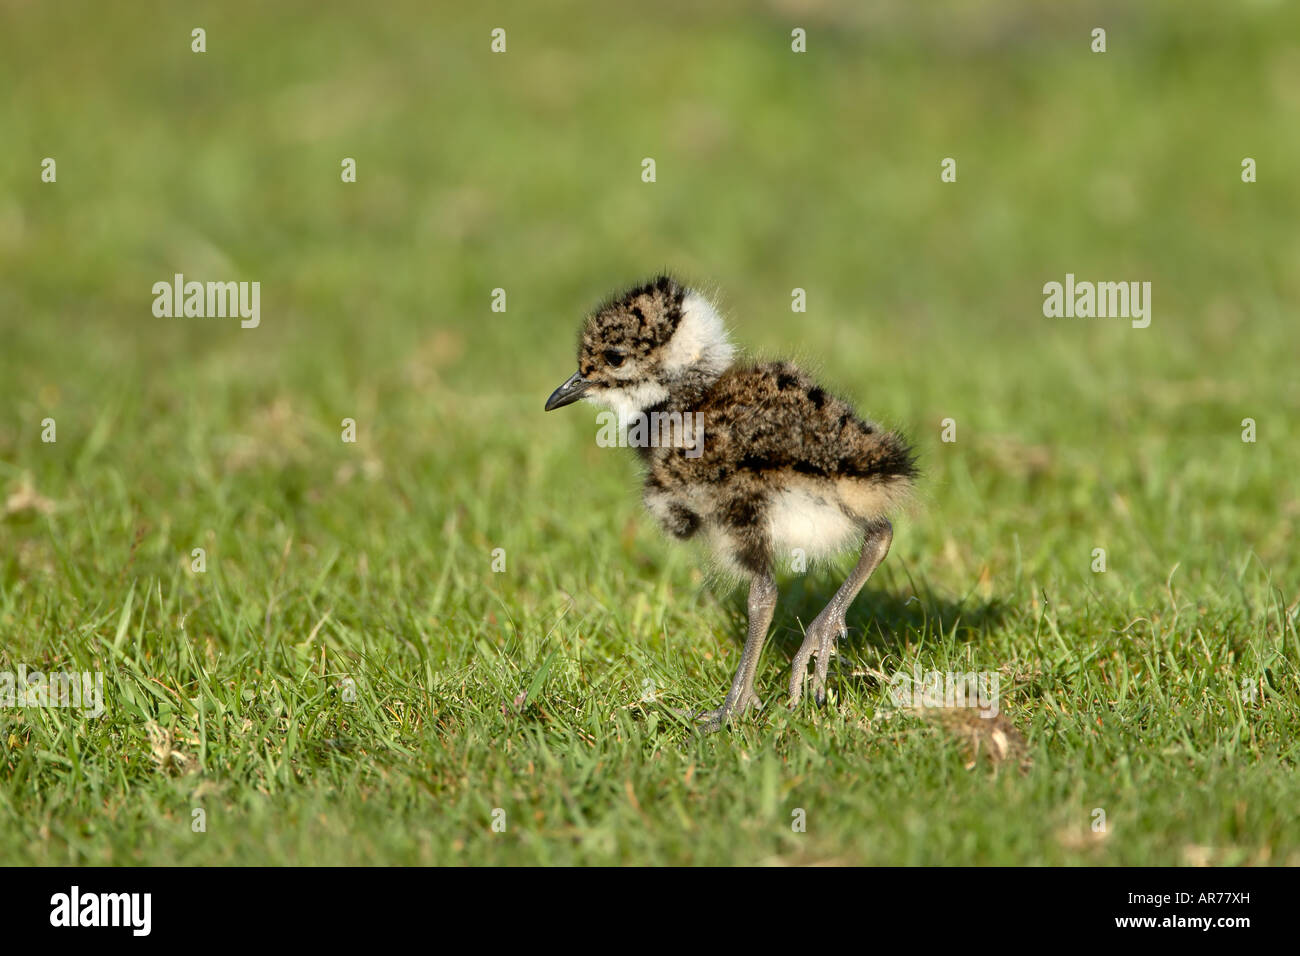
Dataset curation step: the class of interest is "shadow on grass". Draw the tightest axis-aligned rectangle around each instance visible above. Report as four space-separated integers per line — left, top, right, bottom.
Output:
750 574 1010 694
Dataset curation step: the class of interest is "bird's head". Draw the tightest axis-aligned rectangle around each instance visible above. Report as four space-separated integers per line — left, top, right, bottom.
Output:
544 275 735 418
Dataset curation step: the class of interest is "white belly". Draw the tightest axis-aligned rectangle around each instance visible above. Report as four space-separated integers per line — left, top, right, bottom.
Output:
766 484 862 561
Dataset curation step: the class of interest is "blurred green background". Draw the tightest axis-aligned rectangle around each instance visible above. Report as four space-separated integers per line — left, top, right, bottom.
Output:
0 0 1297 865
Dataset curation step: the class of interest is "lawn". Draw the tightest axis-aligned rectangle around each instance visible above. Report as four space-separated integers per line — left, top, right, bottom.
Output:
1 0 1297 865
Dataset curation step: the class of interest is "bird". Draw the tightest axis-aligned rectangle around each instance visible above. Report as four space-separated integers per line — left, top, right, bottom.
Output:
545 275 918 730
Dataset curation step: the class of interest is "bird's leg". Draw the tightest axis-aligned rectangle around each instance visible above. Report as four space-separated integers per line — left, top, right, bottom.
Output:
698 572 777 732
789 520 893 708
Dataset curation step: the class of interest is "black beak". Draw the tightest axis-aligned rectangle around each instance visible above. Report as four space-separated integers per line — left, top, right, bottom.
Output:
544 371 592 411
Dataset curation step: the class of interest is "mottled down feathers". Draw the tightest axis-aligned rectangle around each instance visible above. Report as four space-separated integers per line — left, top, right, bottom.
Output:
557 276 917 575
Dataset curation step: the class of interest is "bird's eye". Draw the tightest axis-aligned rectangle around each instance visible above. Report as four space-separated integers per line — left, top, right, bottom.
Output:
604 349 625 368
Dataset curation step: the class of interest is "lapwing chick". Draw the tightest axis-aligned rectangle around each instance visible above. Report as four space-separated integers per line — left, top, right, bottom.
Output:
545 276 918 730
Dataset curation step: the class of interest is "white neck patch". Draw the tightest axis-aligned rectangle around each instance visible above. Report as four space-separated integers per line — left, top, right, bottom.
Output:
588 381 671 422
661 292 735 378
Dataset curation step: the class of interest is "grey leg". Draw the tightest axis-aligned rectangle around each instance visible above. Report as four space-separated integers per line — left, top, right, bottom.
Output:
698 572 777 732
789 520 893 708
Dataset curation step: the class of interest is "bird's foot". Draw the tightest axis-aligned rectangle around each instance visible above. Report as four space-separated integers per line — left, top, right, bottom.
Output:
695 690 763 733
788 619 847 709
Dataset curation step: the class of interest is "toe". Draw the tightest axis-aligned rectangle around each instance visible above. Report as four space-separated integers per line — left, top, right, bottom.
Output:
695 708 726 733
788 671 804 707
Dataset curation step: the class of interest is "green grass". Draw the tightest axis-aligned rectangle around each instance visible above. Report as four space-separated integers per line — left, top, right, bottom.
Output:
1 0 1298 865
